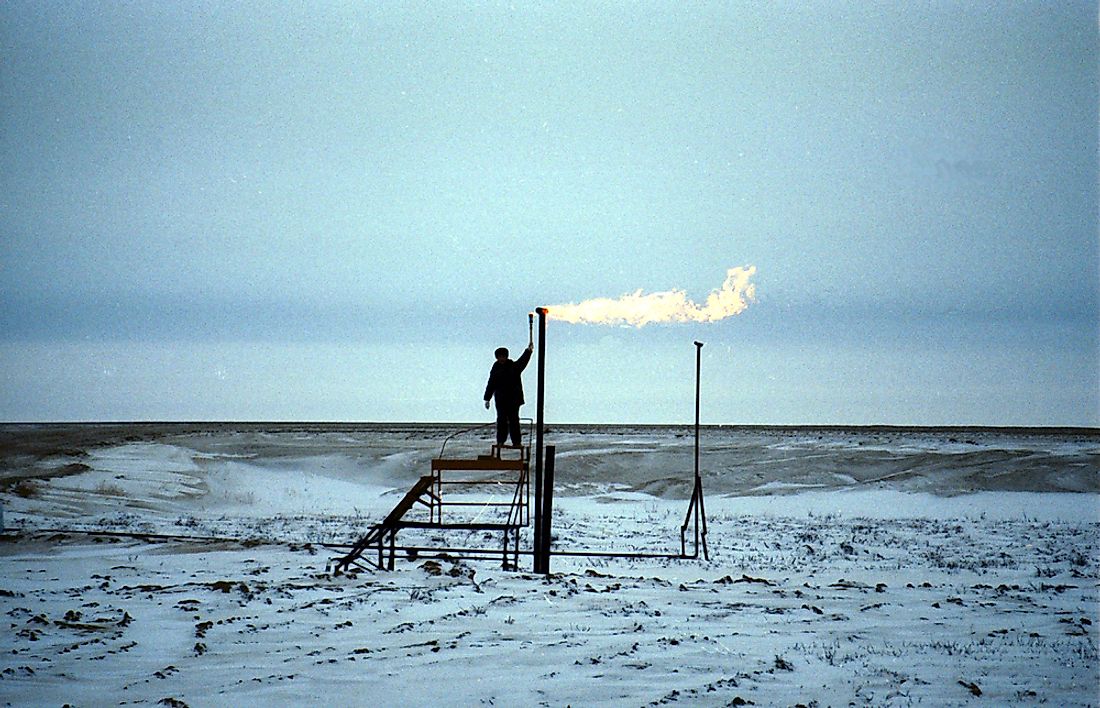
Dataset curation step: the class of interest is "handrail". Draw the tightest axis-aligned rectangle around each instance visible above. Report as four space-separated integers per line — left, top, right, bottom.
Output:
505 466 528 528
438 422 493 459
437 418 535 459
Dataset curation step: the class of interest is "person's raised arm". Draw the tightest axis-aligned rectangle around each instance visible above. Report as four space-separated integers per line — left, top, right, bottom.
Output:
516 345 533 371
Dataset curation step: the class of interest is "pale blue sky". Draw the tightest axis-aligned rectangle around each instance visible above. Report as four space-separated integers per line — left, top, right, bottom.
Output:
1 2 1097 425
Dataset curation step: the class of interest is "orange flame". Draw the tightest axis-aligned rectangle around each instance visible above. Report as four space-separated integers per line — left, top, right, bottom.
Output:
548 266 757 326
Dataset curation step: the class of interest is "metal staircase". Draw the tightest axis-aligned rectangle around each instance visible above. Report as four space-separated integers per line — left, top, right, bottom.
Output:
332 431 530 574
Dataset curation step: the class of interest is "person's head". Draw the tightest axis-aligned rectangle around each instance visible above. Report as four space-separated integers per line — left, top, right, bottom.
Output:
494 347 509 361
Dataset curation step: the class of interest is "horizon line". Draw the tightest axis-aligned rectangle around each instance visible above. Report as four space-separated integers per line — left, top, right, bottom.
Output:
1 420 1097 434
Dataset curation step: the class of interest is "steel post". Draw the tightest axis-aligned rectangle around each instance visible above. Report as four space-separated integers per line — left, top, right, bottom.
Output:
694 341 702 483
541 444 556 574
534 307 547 573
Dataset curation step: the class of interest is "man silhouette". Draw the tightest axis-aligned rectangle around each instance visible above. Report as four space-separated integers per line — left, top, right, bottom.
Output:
483 343 534 447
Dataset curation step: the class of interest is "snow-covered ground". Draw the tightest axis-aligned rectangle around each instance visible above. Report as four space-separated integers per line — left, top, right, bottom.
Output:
1 424 1097 706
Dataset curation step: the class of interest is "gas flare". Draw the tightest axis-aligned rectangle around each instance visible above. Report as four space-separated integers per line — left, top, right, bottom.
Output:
548 266 757 326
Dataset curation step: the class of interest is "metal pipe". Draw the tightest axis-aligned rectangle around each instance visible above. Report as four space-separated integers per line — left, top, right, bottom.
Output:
541 444 556 574
534 307 548 573
699 479 710 561
694 341 702 482
693 341 703 557
388 547 688 560
549 549 686 559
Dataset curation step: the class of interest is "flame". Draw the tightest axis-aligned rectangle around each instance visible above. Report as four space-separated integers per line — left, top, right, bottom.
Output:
548 266 757 326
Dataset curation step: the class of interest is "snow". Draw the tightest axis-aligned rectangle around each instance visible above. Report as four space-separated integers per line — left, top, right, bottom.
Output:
1 424 1097 706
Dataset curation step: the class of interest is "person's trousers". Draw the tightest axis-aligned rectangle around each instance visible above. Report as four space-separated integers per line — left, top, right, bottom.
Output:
495 406 522 447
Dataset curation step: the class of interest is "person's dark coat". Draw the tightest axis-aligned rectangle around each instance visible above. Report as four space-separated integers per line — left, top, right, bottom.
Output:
484 348 532 409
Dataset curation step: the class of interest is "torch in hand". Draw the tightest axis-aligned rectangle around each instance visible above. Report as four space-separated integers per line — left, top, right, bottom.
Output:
528 312 534 349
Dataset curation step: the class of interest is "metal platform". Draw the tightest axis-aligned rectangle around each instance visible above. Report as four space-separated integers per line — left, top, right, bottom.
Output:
331 438 530 573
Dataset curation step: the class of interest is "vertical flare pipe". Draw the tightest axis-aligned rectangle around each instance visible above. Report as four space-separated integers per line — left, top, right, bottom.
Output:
534 307 548 573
